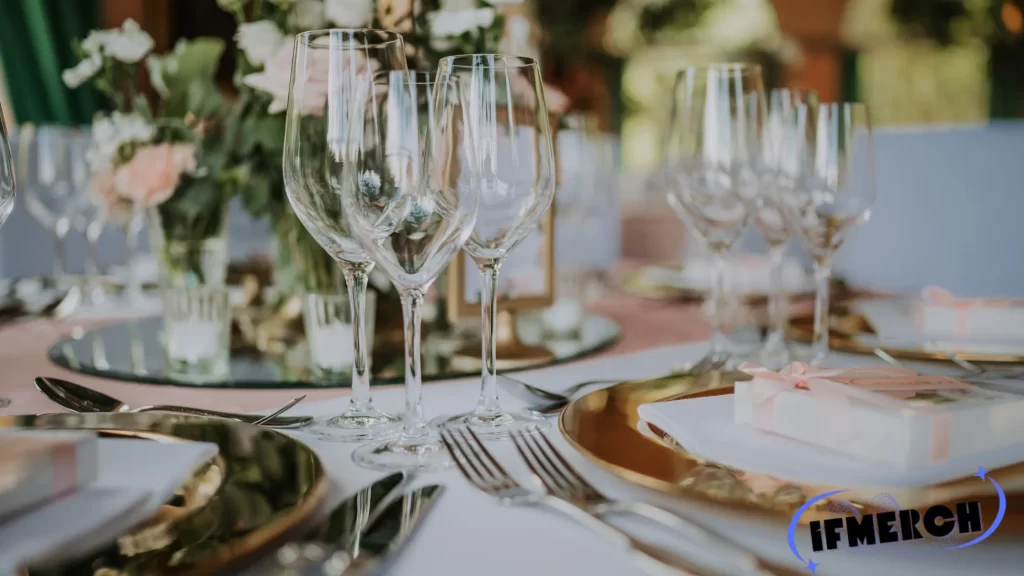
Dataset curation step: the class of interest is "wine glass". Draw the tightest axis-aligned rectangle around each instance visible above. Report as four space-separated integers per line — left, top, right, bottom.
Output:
756 88 818 368
16 124 84 289
283 28 407 442
1 105 15 408
778 102 876 364
664 64 766 370
341 71 478 470
433 54 556 438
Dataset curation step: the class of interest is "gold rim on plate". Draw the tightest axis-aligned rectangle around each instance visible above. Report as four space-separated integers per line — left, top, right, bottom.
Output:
788 303 1024 363
2 412 327 575
559 372 1024 530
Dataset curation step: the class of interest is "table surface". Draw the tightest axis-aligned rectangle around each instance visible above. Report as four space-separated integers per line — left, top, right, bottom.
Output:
1 294 1021 576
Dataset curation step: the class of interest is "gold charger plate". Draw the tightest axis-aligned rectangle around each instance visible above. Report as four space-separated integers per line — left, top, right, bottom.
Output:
2 412 327 575
788 303 1024 363
559 372 1024 529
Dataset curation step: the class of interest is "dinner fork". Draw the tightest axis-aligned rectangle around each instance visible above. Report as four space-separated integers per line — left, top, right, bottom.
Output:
872 348 1024 382
510 428 778 576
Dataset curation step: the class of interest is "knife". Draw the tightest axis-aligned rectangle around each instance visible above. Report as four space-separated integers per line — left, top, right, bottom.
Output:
271 472 405 572
274 484 444 576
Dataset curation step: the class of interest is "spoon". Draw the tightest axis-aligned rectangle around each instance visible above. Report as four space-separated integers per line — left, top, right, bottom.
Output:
498 374 620 413
34 376 312 428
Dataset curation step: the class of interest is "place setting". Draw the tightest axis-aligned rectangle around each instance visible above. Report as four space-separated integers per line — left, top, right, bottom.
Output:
3 2 1024 576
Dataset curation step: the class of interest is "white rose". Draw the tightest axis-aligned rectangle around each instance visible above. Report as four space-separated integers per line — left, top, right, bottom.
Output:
89 112 156 170
81 29 114 56
235 20 287 66
485 0 524 5
429 8 495 37
290 0 327 30
61 54 102 89
105 19 155 63
325 0 374 27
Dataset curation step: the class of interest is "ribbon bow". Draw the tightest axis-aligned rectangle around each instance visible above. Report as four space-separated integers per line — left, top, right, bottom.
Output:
738 361 971 407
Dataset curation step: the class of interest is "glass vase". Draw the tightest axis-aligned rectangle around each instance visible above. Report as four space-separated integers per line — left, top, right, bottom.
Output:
148 204 229 289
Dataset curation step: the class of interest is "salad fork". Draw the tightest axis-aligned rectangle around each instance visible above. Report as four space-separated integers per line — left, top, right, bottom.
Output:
441 425 701 575
509 428 777 576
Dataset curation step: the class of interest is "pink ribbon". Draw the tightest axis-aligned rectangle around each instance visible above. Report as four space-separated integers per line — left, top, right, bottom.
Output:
738 362 973 462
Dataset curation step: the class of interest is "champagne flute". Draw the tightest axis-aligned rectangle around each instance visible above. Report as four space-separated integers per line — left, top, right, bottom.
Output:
283 28 407 442
342 71 478 470
779 102 876 364
0 105 16 408
434 55 556 438
664 64 766 370
756 88 818 368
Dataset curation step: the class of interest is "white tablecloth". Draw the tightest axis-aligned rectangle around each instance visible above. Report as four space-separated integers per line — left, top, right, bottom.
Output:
269 342 1023 576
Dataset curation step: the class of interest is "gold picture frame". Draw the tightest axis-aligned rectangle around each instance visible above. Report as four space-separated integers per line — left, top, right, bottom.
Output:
446 110 562 322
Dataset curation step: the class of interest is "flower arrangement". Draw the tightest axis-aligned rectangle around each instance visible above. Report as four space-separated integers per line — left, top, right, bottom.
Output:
218 0 523 292
62 20 239 286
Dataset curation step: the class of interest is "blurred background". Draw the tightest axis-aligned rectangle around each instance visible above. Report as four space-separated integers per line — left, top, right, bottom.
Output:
2 0 1023 288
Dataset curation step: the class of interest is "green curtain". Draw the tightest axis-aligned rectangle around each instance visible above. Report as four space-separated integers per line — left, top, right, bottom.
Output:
0 0 103 125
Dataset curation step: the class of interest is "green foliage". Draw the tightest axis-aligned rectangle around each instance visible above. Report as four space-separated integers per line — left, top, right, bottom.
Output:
150 38 227 119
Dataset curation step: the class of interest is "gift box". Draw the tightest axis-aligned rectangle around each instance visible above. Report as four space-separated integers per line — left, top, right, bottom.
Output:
734 362 1024 468
916 286 1024 342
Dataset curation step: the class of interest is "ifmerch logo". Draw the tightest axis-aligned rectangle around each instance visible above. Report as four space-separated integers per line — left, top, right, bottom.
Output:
787 467 1006 574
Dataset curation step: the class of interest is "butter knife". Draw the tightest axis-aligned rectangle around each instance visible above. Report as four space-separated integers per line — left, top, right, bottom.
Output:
273 472 405 571
274 484 444 576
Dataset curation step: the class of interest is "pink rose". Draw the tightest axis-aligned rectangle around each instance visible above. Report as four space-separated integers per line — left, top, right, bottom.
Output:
243 42 377 116
112 143 197 208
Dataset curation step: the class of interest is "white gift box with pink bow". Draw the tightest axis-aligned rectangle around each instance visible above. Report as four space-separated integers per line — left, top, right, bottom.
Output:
734 363 1024 468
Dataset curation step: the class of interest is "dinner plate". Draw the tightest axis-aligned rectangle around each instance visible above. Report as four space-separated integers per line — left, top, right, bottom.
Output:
559 371 1024 530
788 302 1024 363
1 412 327 575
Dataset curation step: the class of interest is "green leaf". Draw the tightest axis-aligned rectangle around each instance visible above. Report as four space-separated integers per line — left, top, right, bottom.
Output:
155 37 226 118
241 171 272 217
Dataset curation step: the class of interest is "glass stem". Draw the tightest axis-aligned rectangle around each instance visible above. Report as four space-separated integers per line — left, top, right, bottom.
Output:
811 257 833 364
124 209 144 304
400 289 426 440
766 244 788 347
85 230 101 304
476 261 501 416
53 230 66 284
708 251 730 356
342 263 374 414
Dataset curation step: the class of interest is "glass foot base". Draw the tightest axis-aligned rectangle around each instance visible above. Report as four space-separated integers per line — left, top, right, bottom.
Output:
433 409 547 440
306 408 400 443
352 435 452 472
758 344 792 370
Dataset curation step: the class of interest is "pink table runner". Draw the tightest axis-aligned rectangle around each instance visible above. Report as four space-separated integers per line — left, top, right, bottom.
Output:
0 296 710 415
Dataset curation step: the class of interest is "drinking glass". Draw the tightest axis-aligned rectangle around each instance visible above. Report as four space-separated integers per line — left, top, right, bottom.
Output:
432 54 556 438
70 130 108 305
664 64 766 370
340 71 478 470
779 102 876 364
756 88 818 368
15 124 84 288
0 105 15 409
162 285 231 381
283 29 407 442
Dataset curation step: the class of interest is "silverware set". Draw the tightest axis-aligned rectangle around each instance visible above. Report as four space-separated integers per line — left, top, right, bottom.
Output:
872 348 1024 383
442 424 782 576
270 473 443 576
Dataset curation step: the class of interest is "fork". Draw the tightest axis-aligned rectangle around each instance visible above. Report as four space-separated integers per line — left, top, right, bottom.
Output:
873 348 1024 382
510 428 778 576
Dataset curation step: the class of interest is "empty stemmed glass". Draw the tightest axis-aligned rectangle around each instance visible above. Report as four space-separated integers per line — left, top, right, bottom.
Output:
0 105 16 409
433 54 556 438
16 124 85 289
756 88 818 368
283 28 407 442
341 71 478 470
664 64 766 370
779 102 876 364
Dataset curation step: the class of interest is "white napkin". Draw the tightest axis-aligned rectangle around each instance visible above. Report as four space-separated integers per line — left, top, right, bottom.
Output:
857 298 1024 355
0 437 218 573
646 255 811 295
638 394 1024 488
